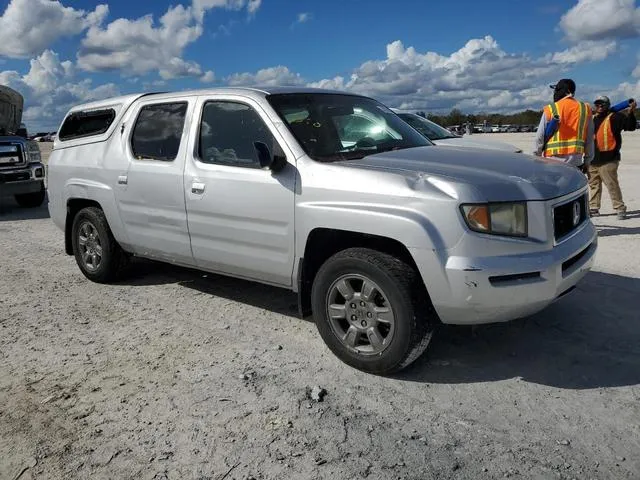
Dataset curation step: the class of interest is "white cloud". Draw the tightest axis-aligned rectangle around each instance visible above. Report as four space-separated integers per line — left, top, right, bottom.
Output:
192 0 261 22
301 36 620 113
307 76 348 90
200 70 216 83
0 0 108 58
77 0 261 79
611 80 640 101
547 40 618 64
23 50 75 95
226 66 305 86
0 50 119 131
296 12 312 24
560 0 640 42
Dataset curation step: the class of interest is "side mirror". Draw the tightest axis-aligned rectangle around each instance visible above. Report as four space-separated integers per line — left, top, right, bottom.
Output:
254 141 287 171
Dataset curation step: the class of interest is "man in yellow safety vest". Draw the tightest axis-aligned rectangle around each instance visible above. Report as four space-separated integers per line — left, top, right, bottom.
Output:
588 95 637 220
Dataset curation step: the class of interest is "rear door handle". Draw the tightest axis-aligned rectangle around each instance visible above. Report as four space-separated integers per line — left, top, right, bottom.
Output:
117 175 128 185
191 182 205 194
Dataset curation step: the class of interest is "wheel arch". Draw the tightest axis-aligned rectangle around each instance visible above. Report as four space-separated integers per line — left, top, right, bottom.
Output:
296 228 430 318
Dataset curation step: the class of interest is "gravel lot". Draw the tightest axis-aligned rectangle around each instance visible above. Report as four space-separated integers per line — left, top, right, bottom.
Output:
1 135 639 479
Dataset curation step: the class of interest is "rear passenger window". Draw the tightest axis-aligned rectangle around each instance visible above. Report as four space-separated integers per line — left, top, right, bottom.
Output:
131 102 187 161
58 109 115 141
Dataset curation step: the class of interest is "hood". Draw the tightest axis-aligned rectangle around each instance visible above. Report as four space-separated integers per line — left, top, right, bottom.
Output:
433 136 521 153
338 146 586 202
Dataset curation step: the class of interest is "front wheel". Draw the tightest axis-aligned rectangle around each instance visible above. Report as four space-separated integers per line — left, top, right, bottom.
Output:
311 248 436 374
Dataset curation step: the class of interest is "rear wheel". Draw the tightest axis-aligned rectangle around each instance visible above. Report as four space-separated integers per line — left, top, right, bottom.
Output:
311 248 436 374
14 182 45 208
71 207 128 283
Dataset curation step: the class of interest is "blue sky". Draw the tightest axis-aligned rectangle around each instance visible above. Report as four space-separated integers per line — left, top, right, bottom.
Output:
1 0 639 130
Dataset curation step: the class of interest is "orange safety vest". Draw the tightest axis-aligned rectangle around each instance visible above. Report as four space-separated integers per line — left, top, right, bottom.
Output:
543 97 591 157
594 113 617 152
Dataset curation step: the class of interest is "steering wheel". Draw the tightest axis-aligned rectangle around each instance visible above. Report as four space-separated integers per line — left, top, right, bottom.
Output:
354 137 377 149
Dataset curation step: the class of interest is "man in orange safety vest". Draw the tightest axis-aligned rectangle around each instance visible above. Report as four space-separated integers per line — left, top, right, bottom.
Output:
588 95 637 220
533 79 594 172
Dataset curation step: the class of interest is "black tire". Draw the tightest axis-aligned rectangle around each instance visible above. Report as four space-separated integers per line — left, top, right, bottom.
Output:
71 206 129 283
14 182 45 208
311 248 436 374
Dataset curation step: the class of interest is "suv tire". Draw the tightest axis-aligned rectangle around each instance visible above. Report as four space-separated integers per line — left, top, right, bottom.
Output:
14 182 45 208
71 207 129 283
311 248 436 374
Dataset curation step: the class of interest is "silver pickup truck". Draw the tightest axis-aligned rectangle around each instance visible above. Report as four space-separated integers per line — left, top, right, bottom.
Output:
47 87 597 374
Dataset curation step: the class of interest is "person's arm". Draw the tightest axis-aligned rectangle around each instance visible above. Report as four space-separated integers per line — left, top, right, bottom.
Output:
583 115 594 166
533 113 547 156
621 100 637 131
612 107 636 133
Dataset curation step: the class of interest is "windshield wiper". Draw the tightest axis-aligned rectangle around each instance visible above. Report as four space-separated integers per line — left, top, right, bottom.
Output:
374 143 417 154
429 135 456 140
317 151 370 162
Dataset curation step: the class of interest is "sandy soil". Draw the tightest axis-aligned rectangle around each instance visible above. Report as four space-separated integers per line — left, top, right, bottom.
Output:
1 134 639 479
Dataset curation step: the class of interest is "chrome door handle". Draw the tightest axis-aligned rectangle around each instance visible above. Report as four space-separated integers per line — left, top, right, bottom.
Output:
117 175 128 185
191 182 205 194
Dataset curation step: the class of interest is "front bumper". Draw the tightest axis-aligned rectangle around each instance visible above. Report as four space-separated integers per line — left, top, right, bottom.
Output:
411 217 597 325
0 164 46 195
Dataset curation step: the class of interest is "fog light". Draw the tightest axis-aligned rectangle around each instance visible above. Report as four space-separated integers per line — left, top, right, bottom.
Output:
35 167 44 178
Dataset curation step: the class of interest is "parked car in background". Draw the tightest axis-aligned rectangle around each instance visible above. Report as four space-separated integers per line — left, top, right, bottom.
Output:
507 125 519 133
394 111 522 153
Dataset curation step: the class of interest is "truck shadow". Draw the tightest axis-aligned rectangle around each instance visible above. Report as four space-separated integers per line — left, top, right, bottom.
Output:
398 271 640 390
0 195 50 221
596 225 640 237
120 259 302 319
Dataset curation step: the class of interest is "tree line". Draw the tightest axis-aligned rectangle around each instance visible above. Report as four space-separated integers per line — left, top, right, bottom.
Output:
415 107 640 127
415 109 545 127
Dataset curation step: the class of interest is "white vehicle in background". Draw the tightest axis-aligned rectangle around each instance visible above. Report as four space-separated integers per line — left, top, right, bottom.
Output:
394 111 522 153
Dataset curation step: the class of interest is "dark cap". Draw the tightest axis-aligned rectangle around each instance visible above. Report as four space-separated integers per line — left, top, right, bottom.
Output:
549 79 576 94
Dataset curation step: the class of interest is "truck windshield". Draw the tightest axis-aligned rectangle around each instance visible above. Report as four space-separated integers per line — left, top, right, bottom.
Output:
267 93 432 162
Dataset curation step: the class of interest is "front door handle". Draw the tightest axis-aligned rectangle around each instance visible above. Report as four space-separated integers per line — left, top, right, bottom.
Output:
117 175 128 185
191 182 206 194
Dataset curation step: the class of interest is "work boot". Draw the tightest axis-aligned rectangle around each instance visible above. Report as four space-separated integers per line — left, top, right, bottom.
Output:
589 209 600 217
616 210 627 220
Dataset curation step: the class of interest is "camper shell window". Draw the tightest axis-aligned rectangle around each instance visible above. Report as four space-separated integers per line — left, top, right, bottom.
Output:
59 109 116 141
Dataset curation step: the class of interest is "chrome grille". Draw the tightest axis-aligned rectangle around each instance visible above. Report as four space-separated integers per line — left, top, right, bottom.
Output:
0 143 26 169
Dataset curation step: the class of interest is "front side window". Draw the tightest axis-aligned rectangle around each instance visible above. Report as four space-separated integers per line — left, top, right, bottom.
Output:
131 102 187 161
267 93 431 162
397 114 457 141
198 101 277 168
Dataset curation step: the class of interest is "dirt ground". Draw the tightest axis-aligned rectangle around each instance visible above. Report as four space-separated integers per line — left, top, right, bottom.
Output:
1 135 639 479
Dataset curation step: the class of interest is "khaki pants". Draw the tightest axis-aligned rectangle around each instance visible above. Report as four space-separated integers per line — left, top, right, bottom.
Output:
588 162 626 212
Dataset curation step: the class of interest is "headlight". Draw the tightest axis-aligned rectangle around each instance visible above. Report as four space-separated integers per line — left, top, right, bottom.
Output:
26 141 42 163
461 202 527 237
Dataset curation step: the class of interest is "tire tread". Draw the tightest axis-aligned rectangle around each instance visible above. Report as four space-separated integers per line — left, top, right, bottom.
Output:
313 247 436 374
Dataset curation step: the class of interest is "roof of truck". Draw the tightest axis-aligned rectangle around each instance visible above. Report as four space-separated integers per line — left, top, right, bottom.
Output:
65 86 361 114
